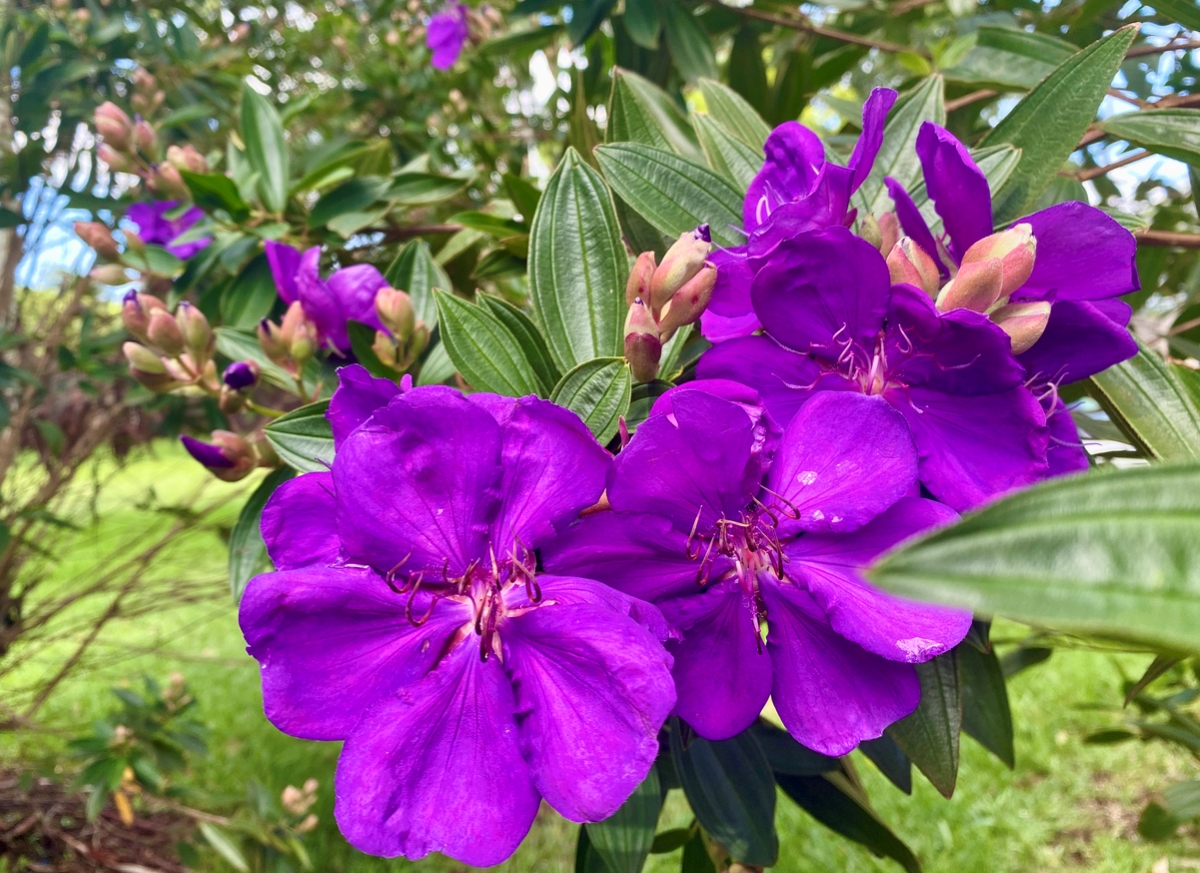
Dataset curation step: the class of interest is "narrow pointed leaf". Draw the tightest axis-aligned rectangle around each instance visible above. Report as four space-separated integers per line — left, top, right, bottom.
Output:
959 643 1015 768
693 113 761 192
1088 344 1200 462
229 467 295 602
240 84 290 214
748 720 837 775
660 0 717 82
888 651 960 798
385 239 451 330
697 78 771 152
586 767 662 873
943 26 1077 91
1099 109 1200 165
434 290 543 396
477 295 561 394
609 67 704 162
264 400 334 473
574 827 610 873
1126 654 1185 706
551 357 632 444
859 734 913 794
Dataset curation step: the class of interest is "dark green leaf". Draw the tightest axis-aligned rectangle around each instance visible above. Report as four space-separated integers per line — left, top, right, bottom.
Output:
1088 343 1200 461
623 0 661 49
888 651 960 798
1146 0 1200 31
862 75 945 216
228 467 295 602
263 400 334 473
608 68 704 162
477 295 561 394
309 177 390 228
199 822 251 873
347 320 400 380
586 766 662 873
528 148 629 371
1125 654 1184 706
574 826 611 873
649 827 691 853
1000 645 1052 679
388 172 470 206
385 239 450 330
503 173 543 221
220 254 278 330
551 357 632 444
959 643 1015 768
692 113 761 191
568 0 616 46
179 170 251 220
1139 801 1180 841
1099 109 1200 165
434 290 543 396
943 26 1077 92
859 734 913 795
451 211 528 237
748 719 837 775
1084 729 1137 744
240 83 290 214
697 78 771 152
660 0 717 82
680 831 716 873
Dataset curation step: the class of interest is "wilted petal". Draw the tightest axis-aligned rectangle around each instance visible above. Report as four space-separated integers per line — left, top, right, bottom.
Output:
1017 298 1136 385
1020 201 1139 301
335 644 538 865
327 364 402 448
261 473 340 570
915 123 993 261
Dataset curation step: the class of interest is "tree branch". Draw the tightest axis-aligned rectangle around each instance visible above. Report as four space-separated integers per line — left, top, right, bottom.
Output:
729 6 922 56
946 89 998 112
1125 39 1200 58
1067 149 1149 181
1135 229 1200 249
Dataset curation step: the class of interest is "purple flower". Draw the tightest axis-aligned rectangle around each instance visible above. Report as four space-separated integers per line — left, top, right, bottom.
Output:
222 361 259 391
701 88 897 342
698 227 1049 510
544 385 971 756
239 365 675 865
264 241 388 352
126 200 211 259
427 3 468 71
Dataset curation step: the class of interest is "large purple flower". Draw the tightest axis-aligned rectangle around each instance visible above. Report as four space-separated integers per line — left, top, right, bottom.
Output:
240 366 675 865
698 227 1049 510
264 241 387 352
427 3 468 70
701 88 897 342
544 384 971 756
126 200 210 259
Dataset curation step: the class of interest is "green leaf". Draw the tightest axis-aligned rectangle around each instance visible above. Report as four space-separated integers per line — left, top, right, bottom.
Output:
346 320 399 379
692 113 761 192
385 239 451 330
1126 653 1184 705
434 291 543 396
608 68 704 163
669 721 778 866
681 831 716 873
1146 0 1200 31
649 827 691 853
123 245 185 278
982 25 1138 224
748 720 837 775
870 462 1200 654
595 143 743 248
451 211 528 237
1088 344 1200 462
568 0 616 45
1099 109 1200 165
179 170 250 221
199 822 250 873
697 79 771 152
585 767 662 873
240 83 290 214
959 643 1015 768
775 769 920 873
228 467 294 602
660 0 717 82
263 400 334 473
943 26 1077 92
308 176 390 228
528 148 629 371
863 75 945 216
574 826 611 873
477 295 561 394
388 172 470 206
503 172 543 221
623 0 661 49
888 651 960 798
551 357 632 444
220 254 278 330
1000 645 1052 679
416 340 455 386
859 734 913 794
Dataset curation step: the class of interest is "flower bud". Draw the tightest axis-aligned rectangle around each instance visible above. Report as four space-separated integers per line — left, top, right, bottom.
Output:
147 310 185 356
935 258 1005 314
124 230 145 253
94 102 132 150
961 223 1036 298
166 143 208 174
180 431 257 482
120 290 163 340
878 212 900 255
133 119 157 156
657 263 717 341
74 221 120 260
97 143 134 173
375 287 416 338
132 67 157 94
223 361 259 392
649 225 712 314
90 263 131 285
624 299 661 383
372 330 404 371
887 238 940 297
295 814 319 834
176 302 214 362
625 251 657 307
258 318 289 367
151 163 189 200
123 341 166 374
991 301 1051 354
858 213 882 250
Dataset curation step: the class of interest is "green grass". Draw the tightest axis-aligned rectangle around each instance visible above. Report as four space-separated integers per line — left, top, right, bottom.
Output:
2 445 1199 872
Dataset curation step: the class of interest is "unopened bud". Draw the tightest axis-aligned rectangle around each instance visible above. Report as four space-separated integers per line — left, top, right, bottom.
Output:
165 143 208 174
961 223 1036 298
878 212 900 255
223 361 259 391
180 431 256 482
147 310 185 356
625 251 657 307
372 330 403 371
132 67 157 93
120 290 164 340
936 258 1005 313
887 238 940 297
94 102 132 150
296 814 319 834
649 225 712 314
176 302 214 361
124 230 145 253
624 299 661 383
992 301 1051 354
75 221 120 260
858 213 882 250
97 143 134 173
657 263 717 341
258 318 289 366
123 341 166 374
90 263 130 285
133 120 157 156
151 163 189 200
375 287 415 338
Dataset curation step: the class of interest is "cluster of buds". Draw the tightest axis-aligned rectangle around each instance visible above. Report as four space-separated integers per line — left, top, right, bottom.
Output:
130 67 165 118
258 303 320 377
623 226 718 382
122 293 218 394
867 214 1050 356
371 287 430 373
94 81 207 198
281 779 320 834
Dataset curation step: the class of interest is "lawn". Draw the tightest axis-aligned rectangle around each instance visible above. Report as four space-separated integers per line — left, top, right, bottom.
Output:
1 444 1197 872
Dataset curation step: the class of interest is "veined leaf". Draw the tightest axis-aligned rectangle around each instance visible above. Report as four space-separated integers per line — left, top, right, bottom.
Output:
693 113 761 192
943 26 1077 92
959 642 1015 768
888 651 961 798
863 75 945 216
1099 109 1200 166
697 78 771 152
660 0 717 82
1088 344 1200 462
240 83 290 214
477 295 561 394
385 239 451 330
551 358 632 444
585 767 662 873
434 290 543 397
608 67 704 162
264 400 333 474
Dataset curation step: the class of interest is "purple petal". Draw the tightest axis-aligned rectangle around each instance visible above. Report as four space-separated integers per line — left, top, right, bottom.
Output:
885 178 947 277
659 582 771 740
1017 299 1136 385
427 6 469 70
652 380 782 478
749 227 891 364
1019 201 1140 301
707 246 755 318
180 434 233 469
261 473 340 570
1046 398 1089 477
295 247 348 349
239 566 469 740
745 121 826 233
264 240 302 306
788 497 971 662
335 644 539 864
334 386 500 575
763 582 920 756
891 384 1048 511
327 263 388 331
502 601 675 822
327 363 403 448
847 88 899 191
915 123 993 261
223 361 258 391
699 307 761 341
765 392 918 533
515 574 674 643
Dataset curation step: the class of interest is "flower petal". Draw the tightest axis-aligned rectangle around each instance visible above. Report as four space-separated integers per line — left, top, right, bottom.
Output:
261 473 340 570
766 392 918 533
512 574 674 643
707 246 755 318
295 247 348 349
264 240 302 306
847 88 899 191
335 644 538 865
1017 298 1136 385
763 582 920 756
239 566 469 740
915 123 993 261
699 306 762 342
334 386 500 574
745 121 826 233
1020 201 1140 301
327 364 402 448
1046 398 1089 477
327 263 388 331
788 497 971 662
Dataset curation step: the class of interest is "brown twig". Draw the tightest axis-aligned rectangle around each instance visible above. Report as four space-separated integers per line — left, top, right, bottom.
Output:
888 0 942 15
1125 39 1200 58
379 223 463 240
946 89 999 112
1108 87 1150 108
1066 149 1150 181
1135 229 1200 248
730 6 923 56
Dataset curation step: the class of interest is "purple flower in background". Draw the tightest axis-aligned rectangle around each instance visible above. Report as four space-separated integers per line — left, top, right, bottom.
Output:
701 88 897 342
222 361 259 391
545 386 971 756
699 227 1048 510
240 366 675 865
427 3 468 70
126 200 210 259
264 241 388 353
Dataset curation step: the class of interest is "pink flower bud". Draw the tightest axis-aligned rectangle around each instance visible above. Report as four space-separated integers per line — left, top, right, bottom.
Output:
257 318 288 366
657 263 717 341
176 302 214 362
151 163 189 200
961 223 1036 298
375 287 416 338
90 263 130 286
936 258 1005 314
94 102 132 150
133 120 157 156
123 341 166 374
624 299 661 383
991 301 1051 354
649 226 711 314
120 290 160 340
147 310 185 356
74 221 120 260
878 212 900 255
181 431 257 482
887 238 940 297
97 144 134 173
132 68 157 93
625 251 657 307
166 144 208 173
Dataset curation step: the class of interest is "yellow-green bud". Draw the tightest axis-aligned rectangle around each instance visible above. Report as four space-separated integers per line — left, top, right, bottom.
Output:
887 238 940 297
961 223 1036 298
649 226 711 314
991 301 1051 354
936 258 1005 313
